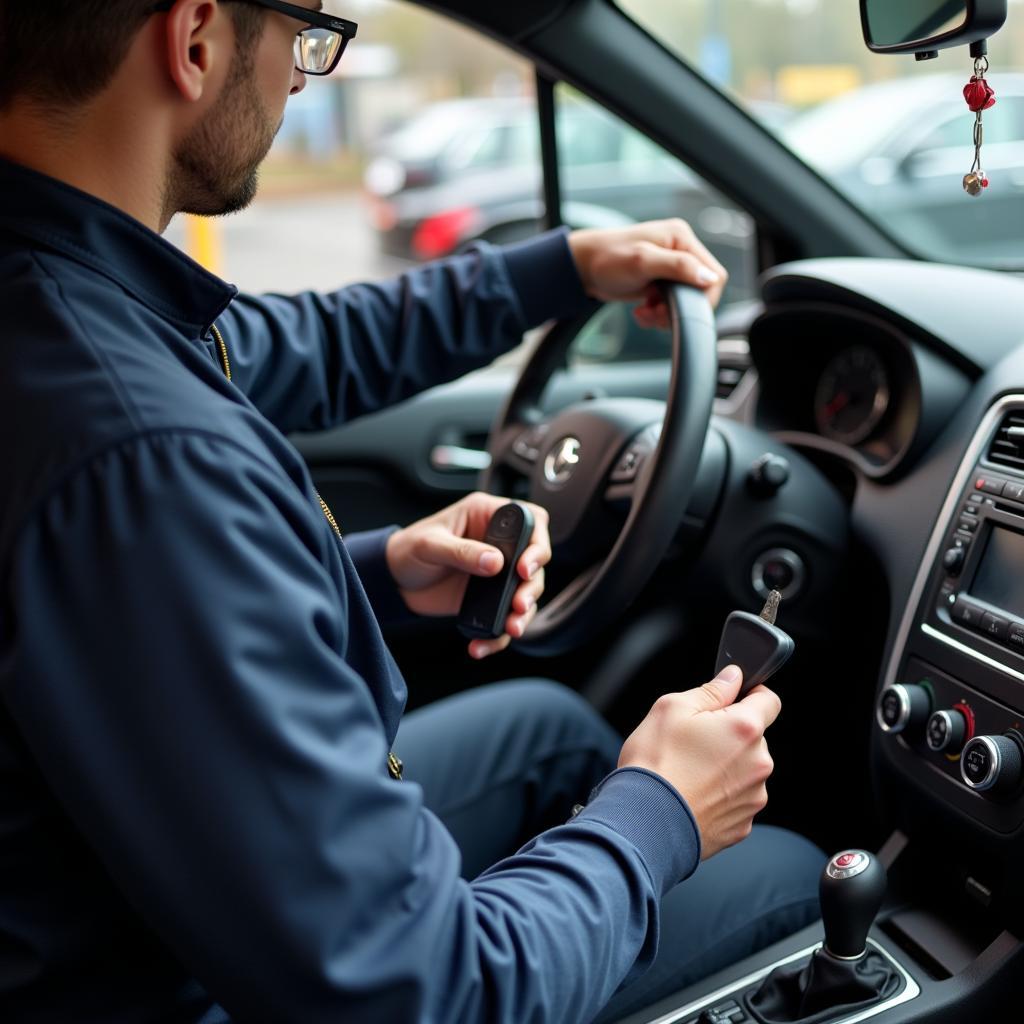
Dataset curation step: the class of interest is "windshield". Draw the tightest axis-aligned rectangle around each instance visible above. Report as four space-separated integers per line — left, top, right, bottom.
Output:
617 0 1024 269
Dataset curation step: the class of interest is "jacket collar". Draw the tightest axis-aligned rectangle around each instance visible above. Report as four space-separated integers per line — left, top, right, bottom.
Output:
0 157 237 334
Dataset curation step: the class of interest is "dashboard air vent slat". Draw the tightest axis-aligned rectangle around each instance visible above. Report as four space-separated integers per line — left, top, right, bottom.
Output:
988 411 1024 473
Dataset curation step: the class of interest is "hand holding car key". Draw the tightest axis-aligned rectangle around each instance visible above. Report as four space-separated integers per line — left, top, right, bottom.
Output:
457 502 536 640
715 590 795 699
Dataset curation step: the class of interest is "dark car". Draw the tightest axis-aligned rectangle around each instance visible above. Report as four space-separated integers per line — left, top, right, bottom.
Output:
784 72 1024 265
364 95 756 294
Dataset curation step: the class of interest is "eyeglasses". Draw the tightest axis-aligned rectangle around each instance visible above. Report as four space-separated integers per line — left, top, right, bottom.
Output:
151 0 358 77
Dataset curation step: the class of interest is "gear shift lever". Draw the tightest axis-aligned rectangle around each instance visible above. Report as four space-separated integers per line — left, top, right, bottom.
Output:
746 850 900 1024
819 850 887 960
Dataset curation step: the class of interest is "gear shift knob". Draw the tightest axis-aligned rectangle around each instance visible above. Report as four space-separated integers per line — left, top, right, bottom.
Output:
819 850 886 959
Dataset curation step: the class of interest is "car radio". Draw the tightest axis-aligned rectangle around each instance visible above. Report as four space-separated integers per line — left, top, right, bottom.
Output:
929 469 1024 659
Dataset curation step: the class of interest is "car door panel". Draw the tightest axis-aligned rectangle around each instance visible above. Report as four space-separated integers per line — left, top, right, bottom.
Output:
292 358 675 533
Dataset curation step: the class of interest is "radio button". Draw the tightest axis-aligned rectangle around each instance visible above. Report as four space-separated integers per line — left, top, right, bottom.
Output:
981 612 1009 641
976 477 1007 496
961 503 979 516
967 491 983 504
952 598 983 628
1008 623 1024 652
958 517 978 533
1004 482 1024 502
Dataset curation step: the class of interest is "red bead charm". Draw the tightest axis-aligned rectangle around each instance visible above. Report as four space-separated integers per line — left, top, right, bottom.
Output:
964 76 996 112
982 177 990 188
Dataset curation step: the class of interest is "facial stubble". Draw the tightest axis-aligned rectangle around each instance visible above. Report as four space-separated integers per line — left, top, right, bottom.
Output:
169 42 281 219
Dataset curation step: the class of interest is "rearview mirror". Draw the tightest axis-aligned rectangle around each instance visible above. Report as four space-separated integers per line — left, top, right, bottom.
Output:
860 0 1007 57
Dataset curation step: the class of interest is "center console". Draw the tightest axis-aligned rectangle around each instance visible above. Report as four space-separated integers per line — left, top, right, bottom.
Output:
617 396 1024 1024
876 395 1024 862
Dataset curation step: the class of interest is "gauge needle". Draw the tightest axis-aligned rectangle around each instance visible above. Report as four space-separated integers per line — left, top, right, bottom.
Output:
824 392 850 419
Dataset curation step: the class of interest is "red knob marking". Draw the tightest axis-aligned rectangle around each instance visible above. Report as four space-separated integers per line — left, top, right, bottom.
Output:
836 853 858 868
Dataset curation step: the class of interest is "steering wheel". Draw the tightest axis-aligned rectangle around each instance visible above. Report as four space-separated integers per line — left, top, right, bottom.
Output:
481 283 718 656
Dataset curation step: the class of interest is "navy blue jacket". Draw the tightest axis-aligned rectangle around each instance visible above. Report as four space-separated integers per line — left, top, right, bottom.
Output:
0 158 700 1023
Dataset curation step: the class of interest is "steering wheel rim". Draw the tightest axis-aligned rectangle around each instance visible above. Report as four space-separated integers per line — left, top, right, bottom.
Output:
481 282 718 656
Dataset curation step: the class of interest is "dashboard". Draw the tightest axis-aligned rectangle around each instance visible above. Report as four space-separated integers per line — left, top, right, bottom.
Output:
743 257 1024 930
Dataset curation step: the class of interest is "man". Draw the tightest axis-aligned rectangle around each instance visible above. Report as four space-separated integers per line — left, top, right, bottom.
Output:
0 2 824 1022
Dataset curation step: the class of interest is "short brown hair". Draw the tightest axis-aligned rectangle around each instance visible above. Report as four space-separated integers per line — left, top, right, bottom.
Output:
0 1 264 109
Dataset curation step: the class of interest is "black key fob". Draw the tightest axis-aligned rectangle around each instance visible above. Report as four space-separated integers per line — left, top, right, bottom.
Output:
714 600 795 700
457 502 535 640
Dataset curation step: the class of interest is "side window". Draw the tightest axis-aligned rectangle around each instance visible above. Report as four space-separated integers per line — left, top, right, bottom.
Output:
166 1 539 291
556 86 755 365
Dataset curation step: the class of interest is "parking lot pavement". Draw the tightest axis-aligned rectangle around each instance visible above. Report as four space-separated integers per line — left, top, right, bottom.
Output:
165 190 413 296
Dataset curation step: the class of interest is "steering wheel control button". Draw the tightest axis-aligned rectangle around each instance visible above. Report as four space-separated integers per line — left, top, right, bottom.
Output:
942 547 966 576
981 612 1009 641
751 549 805 601
512 424 550 463
611 446 642 482
927 709 968 754
543 437 581 487
961 735 1024 794
747 453 790 497
877 683 931 735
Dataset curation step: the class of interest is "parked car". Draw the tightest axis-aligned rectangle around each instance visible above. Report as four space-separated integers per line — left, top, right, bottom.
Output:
364 96 757 298
784 72 1024 265
366 73 1024 296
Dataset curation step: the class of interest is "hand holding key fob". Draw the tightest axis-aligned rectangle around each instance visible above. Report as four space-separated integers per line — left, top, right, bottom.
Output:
457 502 535 640
714 591 795 700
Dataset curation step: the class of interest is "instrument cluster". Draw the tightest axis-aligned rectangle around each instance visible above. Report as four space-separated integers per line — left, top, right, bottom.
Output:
748 304 923 478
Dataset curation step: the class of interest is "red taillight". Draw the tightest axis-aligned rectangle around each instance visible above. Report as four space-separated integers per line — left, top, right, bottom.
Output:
411 207 481 261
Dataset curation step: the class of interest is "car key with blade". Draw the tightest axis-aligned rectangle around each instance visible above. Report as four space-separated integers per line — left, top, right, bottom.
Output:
457 502 535 640
714 590 795 699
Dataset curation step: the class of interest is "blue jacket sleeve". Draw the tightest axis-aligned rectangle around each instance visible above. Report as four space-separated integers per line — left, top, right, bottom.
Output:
343 525 415 626
2 431 700 1024
216 230 588 435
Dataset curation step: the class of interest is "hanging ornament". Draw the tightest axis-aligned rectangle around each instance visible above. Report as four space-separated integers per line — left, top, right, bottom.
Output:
962 55 996 197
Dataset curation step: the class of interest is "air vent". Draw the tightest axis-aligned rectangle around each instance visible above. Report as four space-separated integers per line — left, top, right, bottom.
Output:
987 410 1024 473
716 338 752 401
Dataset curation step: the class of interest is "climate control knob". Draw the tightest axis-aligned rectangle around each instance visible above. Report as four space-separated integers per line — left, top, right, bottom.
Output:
876 683 931 736
961 734 1024 795
926 709 969 754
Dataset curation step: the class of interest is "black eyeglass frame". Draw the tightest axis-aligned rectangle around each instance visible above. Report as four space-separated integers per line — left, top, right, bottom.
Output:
151 0 358 77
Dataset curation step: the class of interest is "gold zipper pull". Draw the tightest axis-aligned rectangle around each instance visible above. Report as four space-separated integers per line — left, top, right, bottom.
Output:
210 323 232 382
318 492 342 538
387 752 404 780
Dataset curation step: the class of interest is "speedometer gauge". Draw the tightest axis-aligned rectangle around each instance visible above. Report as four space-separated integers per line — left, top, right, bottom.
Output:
813 346 891 446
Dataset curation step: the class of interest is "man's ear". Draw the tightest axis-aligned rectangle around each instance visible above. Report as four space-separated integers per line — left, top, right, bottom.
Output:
163 0 225 103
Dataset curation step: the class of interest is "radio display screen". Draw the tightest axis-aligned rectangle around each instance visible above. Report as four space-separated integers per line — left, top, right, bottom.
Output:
970 525 1024 616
